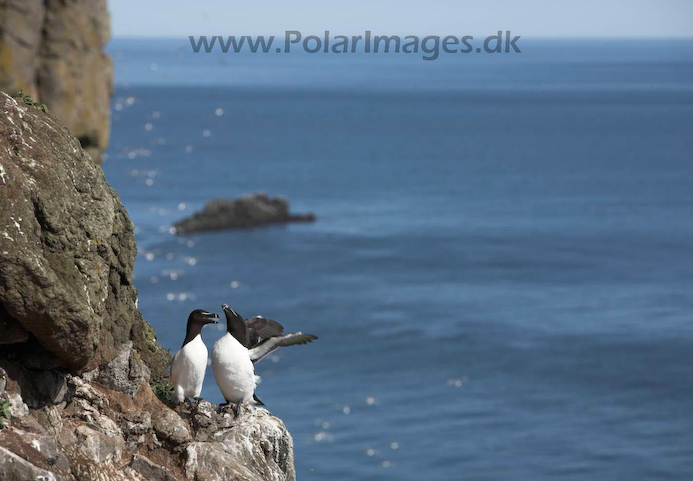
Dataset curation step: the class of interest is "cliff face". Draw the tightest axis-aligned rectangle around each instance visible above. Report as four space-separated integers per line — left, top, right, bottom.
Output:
0 93 297 480
0 0 112 163
0 91 166 378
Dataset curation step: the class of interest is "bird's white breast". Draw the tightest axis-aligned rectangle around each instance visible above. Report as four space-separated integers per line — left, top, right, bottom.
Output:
211 332 256 403
171 335 208 402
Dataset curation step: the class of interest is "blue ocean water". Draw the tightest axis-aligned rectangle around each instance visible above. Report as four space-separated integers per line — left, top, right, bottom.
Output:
103 38 693 480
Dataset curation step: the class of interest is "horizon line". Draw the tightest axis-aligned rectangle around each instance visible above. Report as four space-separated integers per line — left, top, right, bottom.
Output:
109 34 693 41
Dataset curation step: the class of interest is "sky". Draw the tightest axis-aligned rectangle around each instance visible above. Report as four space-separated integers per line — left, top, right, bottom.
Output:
110 0 693 38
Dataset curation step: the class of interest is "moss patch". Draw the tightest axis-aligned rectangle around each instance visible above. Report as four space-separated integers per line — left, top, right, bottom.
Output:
13 90 48 112
0 399 11 428
151 382 173 403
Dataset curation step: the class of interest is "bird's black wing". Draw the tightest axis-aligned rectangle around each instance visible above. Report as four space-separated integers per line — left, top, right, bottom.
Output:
246 315 284 346
247 316 284 337
248 333 318 363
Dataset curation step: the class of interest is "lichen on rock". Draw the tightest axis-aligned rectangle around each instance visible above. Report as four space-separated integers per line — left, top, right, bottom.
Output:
0 91 168 377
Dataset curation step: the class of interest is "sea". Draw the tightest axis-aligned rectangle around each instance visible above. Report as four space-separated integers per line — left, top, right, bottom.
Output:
102 38 693 480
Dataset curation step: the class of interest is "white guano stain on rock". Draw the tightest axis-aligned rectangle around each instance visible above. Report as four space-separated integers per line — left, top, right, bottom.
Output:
83 284 93 311
9 216 24 236
3 96 28 121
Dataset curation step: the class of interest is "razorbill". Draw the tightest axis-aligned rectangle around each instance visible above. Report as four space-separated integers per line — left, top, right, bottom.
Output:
170 309 219 409
211 304 318 417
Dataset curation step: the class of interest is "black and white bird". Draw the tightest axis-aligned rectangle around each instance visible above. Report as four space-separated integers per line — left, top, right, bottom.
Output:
211 304 318 417
170 309 219 410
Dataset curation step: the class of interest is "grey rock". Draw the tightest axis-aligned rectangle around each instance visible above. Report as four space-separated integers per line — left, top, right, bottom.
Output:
69 397 123 440
95 341 151 396
0 362 69 409
122 411 153 449
69 375 108 408
123 411 152 437
34 370 70 406
72 424 124 463
5 392 28 417
130 454 180 481
0 446 69 481
6 410 46 434
34 404 64 435
72 462 145 481
1 337 297 481
153 409 193 447
185 405 296 481
65 423 145 481
0 377 30 417
0 91 170 379
190 399 218 441
173 192 316 234
11 428 71 472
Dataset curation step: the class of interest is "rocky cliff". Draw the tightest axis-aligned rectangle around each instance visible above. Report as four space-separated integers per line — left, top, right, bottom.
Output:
0 92 296 480
0 0 112 163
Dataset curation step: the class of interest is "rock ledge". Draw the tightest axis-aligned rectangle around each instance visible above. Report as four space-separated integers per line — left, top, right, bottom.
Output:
0 362 295 481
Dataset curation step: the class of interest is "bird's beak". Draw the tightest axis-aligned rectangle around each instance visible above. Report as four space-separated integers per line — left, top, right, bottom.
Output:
221 304 243 321
202 312 220 324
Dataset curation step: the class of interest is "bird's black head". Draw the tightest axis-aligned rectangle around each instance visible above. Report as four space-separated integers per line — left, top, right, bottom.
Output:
182 309 219 347
188 309 220 326
221 304 249 344
221 304 243 323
